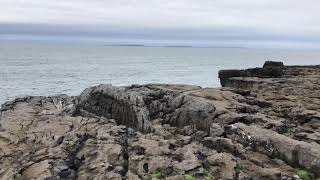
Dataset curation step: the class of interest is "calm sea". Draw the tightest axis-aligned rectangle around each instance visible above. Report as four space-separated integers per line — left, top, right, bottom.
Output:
1 42 320 104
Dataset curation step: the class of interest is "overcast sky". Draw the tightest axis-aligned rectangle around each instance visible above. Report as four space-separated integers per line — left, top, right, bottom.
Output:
1 0 320 48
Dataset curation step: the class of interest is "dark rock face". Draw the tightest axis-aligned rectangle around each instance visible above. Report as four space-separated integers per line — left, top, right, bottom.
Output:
1 61 320 179
75 84 208 133
263 61 284 68
219 61 285 86
75 85 153 133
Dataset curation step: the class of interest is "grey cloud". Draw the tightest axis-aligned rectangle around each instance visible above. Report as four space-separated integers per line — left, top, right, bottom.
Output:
0 0 320 48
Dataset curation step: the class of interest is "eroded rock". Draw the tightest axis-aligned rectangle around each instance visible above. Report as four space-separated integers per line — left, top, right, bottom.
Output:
1 61 320 179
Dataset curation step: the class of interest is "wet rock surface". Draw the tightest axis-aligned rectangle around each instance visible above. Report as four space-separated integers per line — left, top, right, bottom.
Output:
1 61 320 179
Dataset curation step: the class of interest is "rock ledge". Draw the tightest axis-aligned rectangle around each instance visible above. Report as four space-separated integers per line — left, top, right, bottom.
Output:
1 61 320 179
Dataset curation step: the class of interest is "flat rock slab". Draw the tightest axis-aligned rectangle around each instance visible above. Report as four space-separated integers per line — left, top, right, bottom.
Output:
1 62 320 179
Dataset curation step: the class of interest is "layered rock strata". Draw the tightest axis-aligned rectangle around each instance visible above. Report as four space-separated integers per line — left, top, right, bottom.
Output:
1 61 320 180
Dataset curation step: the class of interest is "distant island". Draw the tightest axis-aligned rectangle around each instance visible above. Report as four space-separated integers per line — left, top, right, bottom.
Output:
104 44 247 48
106 44 146 47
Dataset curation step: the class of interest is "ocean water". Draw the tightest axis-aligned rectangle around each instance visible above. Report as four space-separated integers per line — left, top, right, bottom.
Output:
1 42 320 104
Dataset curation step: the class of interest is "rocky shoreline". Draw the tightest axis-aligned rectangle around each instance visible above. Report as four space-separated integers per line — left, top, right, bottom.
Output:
1 61 320 180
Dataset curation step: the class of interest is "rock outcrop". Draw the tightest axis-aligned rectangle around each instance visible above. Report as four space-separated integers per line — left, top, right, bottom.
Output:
1 61 320 179
218 61 285 87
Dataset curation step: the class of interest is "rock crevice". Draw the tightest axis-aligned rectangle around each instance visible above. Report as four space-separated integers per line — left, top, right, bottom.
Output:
1 61 320 179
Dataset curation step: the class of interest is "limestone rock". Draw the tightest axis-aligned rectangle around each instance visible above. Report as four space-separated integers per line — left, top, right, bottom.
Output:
1 61 320 179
